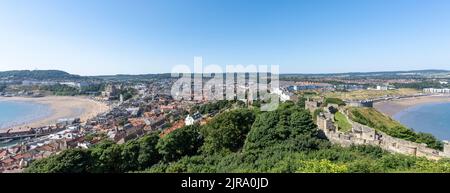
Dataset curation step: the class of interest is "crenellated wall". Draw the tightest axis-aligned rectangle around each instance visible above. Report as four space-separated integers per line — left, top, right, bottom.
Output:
316 109 450 160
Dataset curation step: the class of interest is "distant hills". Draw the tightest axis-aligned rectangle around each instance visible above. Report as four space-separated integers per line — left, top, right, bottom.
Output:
0 70 81 81
0 69 448 81
281 69 450 79
282 69 450 76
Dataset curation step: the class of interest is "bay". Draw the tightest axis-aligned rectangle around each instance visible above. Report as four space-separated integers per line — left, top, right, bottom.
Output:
394 102 450 141
0 100 52 130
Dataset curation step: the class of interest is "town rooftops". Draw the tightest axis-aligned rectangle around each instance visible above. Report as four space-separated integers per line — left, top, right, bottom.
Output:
0 150 7 158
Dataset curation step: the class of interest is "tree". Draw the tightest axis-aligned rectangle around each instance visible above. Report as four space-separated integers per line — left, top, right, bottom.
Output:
121 140 141 171
94 143 124 173
137 133 161 169
296 97 306 109
27 133 164 173
289 111 318 137
244 105 321 152
328 106 338 114
26 149 93 173
200 109 256 154
120 87 138 101
40 84 80 96
0 84 7 92
157 125 203 162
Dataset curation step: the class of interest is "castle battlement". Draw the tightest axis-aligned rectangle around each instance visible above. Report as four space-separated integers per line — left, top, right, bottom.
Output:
316 108 450 160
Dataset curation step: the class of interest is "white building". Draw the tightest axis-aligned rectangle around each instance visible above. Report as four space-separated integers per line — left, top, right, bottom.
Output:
376 85 388 91
185 115 195 126
77 142 92 149
423 88 450 94
185 112 202 126
373 84 395 91
272 88 291 102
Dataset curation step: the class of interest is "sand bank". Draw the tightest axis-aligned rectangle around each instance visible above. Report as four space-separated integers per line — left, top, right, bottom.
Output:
0 96 110 129
374 95 450 116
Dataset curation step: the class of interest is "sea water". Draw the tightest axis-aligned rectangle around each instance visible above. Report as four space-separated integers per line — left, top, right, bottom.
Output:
393 102 450 141
0 100 52 130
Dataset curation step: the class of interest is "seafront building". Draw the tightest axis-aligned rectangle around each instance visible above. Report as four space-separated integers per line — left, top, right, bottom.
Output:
423 88 450 94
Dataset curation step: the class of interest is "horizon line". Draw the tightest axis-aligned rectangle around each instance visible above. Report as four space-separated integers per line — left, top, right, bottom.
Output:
1 68 449 77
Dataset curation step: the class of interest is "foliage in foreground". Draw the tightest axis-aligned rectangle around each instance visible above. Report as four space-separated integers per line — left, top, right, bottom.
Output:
26 102 450 173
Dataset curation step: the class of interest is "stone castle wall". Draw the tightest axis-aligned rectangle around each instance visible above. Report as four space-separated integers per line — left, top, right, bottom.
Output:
316 109 450 160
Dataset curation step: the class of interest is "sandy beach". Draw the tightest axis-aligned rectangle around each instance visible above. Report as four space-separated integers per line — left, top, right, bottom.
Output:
0 96 110 130
374 95 450 117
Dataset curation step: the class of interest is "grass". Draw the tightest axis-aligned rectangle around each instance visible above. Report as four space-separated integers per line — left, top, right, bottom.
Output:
334 112 352 132
323 88 420 101
347 107 443 150
325 97 346 106
347 107 404 129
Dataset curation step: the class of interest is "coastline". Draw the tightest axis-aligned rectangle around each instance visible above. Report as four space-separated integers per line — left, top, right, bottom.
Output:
374 95 450 117
0 96 110 130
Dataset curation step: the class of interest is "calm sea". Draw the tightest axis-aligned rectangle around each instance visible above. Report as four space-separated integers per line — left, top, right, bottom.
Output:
0 100 52 130
393 102 450 141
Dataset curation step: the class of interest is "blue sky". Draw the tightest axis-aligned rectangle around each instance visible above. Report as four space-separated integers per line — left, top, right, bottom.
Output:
1 0 450 75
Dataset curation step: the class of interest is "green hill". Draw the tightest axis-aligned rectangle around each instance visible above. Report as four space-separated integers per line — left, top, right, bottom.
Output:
0 70 81 80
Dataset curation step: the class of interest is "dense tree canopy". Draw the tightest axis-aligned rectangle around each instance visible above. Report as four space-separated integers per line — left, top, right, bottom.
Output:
191 100 235 115
26 149 93 173
200 109 256 154
156 125 203 162
0 70 80 80
244 104 323 152
27 132 161 173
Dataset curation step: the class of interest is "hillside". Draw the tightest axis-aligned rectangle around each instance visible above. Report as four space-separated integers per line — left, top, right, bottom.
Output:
0 70 81 81
93 73 173 81
281 69 450 79
25 102 450 173
347 107 443 150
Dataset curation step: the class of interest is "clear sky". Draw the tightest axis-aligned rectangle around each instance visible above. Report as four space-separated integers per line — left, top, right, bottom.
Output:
1 0 450 75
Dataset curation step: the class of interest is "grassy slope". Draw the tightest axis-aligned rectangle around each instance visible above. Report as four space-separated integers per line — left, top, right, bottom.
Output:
347 107 443 150
334 112 352 132
348 107 404 129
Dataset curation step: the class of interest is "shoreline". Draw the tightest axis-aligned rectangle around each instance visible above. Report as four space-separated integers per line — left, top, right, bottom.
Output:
0 96 110 130
374 95 450 117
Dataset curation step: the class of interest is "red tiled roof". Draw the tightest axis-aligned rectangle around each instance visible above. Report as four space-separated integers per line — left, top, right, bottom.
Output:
2 158 15 164
129 118 146 128
36 145 53 152
160 120 184 137
0 150 7 158
13 152 32 160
